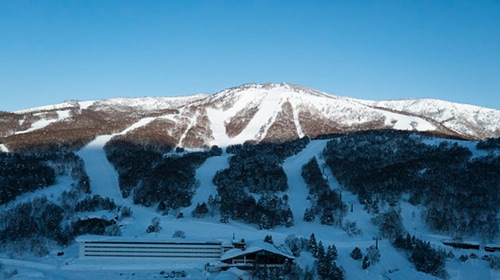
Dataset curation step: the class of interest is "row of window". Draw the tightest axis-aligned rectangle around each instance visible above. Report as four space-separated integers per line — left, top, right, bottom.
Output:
83 253 221 258
83 241 221 246
84 250 221 255
83 245 221 250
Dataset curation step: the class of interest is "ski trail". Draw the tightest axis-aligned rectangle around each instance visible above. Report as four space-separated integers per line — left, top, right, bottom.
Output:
76 134 158 235
283 139 329 226
178 109 200 147
317 141 385 237
75 116 162 202
290 101 305 138
76 135 123 201
184 152 231 214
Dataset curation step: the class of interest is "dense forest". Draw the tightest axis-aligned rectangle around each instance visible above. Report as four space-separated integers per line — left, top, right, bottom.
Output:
213 138 309 229
322 130 500 241
104 137 222 208
301 158 346 226
0 151 125 256
0 153 56 204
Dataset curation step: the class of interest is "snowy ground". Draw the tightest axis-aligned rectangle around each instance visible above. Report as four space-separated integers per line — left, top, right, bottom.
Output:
1 139 499 280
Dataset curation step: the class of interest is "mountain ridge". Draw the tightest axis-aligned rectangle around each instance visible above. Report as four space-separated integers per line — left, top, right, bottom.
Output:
1 83 499 153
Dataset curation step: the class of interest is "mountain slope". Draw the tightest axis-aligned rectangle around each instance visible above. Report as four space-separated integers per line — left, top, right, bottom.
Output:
1 83 499 152
361 98 500 139
2 132 498 280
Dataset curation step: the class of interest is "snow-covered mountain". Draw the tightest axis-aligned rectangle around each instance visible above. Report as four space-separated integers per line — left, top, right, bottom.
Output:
1 83 499 152
1 83 500 279
1 132 498 280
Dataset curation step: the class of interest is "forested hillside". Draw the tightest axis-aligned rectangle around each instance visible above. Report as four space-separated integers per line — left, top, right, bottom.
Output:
0 151 130 256
0 131 499 270
213 138 308 229
0 152 56 204
323 131 500 242
104 137 222 208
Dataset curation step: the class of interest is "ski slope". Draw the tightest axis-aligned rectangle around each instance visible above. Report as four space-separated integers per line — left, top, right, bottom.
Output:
2 138 499 280
76 135 122 200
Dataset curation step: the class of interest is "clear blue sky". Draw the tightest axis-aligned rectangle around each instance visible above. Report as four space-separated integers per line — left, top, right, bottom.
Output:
1 0 499 111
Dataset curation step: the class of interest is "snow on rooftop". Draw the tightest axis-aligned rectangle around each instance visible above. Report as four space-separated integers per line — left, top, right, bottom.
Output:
220 240 294 261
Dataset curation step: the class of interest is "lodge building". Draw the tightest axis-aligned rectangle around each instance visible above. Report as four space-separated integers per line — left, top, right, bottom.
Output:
77 235 223 259
76 235 294 270
220 241 295 269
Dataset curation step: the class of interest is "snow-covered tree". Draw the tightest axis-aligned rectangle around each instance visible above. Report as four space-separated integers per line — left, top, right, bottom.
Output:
362 255 370 270
316 241 328 278
326 244 338 262
172 230 186 239
264 234 274 244
303 208 315 222
146 217 162 236
191 202 209 218
308 233 318 256
350 247 362 260
366 245 380 264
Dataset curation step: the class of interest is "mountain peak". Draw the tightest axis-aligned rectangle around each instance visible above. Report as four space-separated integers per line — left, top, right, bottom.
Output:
1 83 499 153
215 83 333 98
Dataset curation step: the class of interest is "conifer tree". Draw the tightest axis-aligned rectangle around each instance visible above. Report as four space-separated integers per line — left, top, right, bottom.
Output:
264 234 274 244
303 208 315 222
316 241 329 278
308 233 318 256
329 262 345 280
326 244 338 262
350 247 362 260
362 255 370 269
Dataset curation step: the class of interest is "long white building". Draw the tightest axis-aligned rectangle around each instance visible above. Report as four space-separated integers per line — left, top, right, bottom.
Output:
77 235 223 259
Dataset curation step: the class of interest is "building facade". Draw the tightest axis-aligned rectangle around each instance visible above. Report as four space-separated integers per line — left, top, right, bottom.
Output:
77 235 223 259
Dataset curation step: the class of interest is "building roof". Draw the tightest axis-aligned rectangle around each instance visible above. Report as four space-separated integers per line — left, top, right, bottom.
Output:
76 234 222 245
221 241 294 261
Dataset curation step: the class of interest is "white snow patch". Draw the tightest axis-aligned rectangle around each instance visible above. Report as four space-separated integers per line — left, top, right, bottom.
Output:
206 108 228 147
120 117 157 134
95 94 209 111
290 101 304 138
381 111 436 131
78 100 94 110
0 143 8 152
16 109 72 134
76 135 122 200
